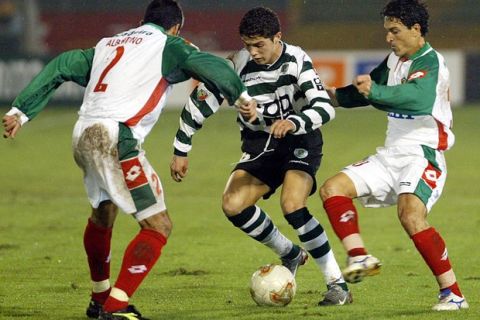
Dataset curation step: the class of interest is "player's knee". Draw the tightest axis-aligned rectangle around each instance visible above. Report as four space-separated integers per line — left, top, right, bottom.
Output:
319 178 339 201
280 199 304 215
222 193 244 217
319 175 354 201
140 211 173 238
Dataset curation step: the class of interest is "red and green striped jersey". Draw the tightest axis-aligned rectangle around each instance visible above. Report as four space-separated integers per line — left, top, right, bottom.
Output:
336 42 454 151
10 23 247 143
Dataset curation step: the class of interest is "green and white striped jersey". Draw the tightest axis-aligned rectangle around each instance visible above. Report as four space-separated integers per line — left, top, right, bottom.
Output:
173 42 335 155
336 42 454 151
9 23 247 144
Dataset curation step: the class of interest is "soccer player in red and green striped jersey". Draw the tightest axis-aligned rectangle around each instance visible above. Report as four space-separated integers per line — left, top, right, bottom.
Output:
2 1 256 319
319 0 468 311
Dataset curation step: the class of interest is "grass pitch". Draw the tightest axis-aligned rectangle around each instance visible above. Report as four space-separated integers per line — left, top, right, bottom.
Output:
0 106 479 319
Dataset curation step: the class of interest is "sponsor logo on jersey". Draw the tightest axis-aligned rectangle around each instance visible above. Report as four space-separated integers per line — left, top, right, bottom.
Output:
120 157 149 190
408 70 427 81
388 112 415 120
399 181 411 187
244 75 262 83
197 88 209 101
313 77 324 91
293 148 308 159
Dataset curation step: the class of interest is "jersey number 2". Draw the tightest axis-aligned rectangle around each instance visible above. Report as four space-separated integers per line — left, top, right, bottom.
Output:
94 46 125 92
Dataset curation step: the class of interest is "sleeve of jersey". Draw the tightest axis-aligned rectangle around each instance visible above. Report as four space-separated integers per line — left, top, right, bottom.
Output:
173 83 223 156
11 48 94 121
368 57 439 114
335 56 389 108
286 57 335 135
179 50 246 106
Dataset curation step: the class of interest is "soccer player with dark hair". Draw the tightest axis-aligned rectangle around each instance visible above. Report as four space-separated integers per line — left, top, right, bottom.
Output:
171 6 352 306
2 0 256 319
319 0 468 311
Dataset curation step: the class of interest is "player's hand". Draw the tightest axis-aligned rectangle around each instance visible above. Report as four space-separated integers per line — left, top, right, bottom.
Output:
353 74 372 98
270 119 295 139
170 155 189 182
238 99 258 123
325 85 339 107
2 114 22 139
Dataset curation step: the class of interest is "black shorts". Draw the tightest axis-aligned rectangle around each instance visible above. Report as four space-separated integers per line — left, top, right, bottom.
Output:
234 129 323 199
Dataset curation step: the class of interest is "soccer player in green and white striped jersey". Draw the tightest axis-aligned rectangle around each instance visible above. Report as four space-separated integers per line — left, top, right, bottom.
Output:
319 0 468 311
170 7 351 306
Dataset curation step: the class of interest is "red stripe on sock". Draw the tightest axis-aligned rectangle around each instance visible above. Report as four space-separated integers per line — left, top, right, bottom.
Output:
323 196 360 240
445 282 462 297
411 227 452 276
84 218 112 282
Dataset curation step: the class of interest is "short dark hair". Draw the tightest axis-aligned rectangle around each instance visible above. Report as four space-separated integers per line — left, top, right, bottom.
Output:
144 0 184 30
239 7 280 39
382 0 429 36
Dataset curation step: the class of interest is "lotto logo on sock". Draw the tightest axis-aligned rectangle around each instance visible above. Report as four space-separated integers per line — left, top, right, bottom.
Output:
441 248 449 261
340 210 355 223
128 265 147 274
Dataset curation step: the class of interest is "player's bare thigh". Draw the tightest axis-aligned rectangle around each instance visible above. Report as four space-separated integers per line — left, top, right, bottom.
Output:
222 169 270 216
280 170 313 214
319 172 358 201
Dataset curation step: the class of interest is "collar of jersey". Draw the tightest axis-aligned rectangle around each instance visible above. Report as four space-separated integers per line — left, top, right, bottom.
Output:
409 42 432 61
144 22 166 33
261 41 287 70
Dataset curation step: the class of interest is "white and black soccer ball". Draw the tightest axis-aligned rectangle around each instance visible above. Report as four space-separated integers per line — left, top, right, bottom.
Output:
249 264 296 307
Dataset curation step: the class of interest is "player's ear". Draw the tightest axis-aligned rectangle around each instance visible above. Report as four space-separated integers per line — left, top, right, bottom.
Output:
274 32 282 44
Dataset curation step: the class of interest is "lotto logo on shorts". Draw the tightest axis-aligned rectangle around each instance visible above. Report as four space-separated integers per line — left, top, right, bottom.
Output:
421 163 441 189
120 157 149 190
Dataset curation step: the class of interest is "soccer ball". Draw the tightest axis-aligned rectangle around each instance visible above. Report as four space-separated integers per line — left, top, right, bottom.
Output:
249 264 297 307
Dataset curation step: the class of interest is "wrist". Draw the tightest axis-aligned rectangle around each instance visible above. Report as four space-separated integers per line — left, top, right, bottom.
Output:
6 107 28 126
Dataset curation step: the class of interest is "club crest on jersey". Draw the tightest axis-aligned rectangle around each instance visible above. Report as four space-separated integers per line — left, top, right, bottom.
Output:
196 88 209 101
294 148 308 159
408 70 427 81
280 63 289 74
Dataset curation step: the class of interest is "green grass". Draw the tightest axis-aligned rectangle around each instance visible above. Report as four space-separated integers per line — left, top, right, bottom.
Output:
0 106 479 319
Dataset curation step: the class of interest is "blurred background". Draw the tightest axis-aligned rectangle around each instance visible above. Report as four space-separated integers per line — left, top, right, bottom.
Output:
1 0 479 106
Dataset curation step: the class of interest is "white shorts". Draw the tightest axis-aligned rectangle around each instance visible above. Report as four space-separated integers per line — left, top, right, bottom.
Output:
72 118 166 221
342 145 447 212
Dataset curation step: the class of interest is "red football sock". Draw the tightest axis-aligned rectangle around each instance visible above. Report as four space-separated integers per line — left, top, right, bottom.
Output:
411 227 453 277
91 289 111 305
103 296 129 313
84 218 112 284
348 247 368 257
323 196 361 240
114 229 167 299
445 282 462 297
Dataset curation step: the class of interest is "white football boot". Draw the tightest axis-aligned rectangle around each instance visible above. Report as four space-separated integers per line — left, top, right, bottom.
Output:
342 254 381 283
432 289 469 311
